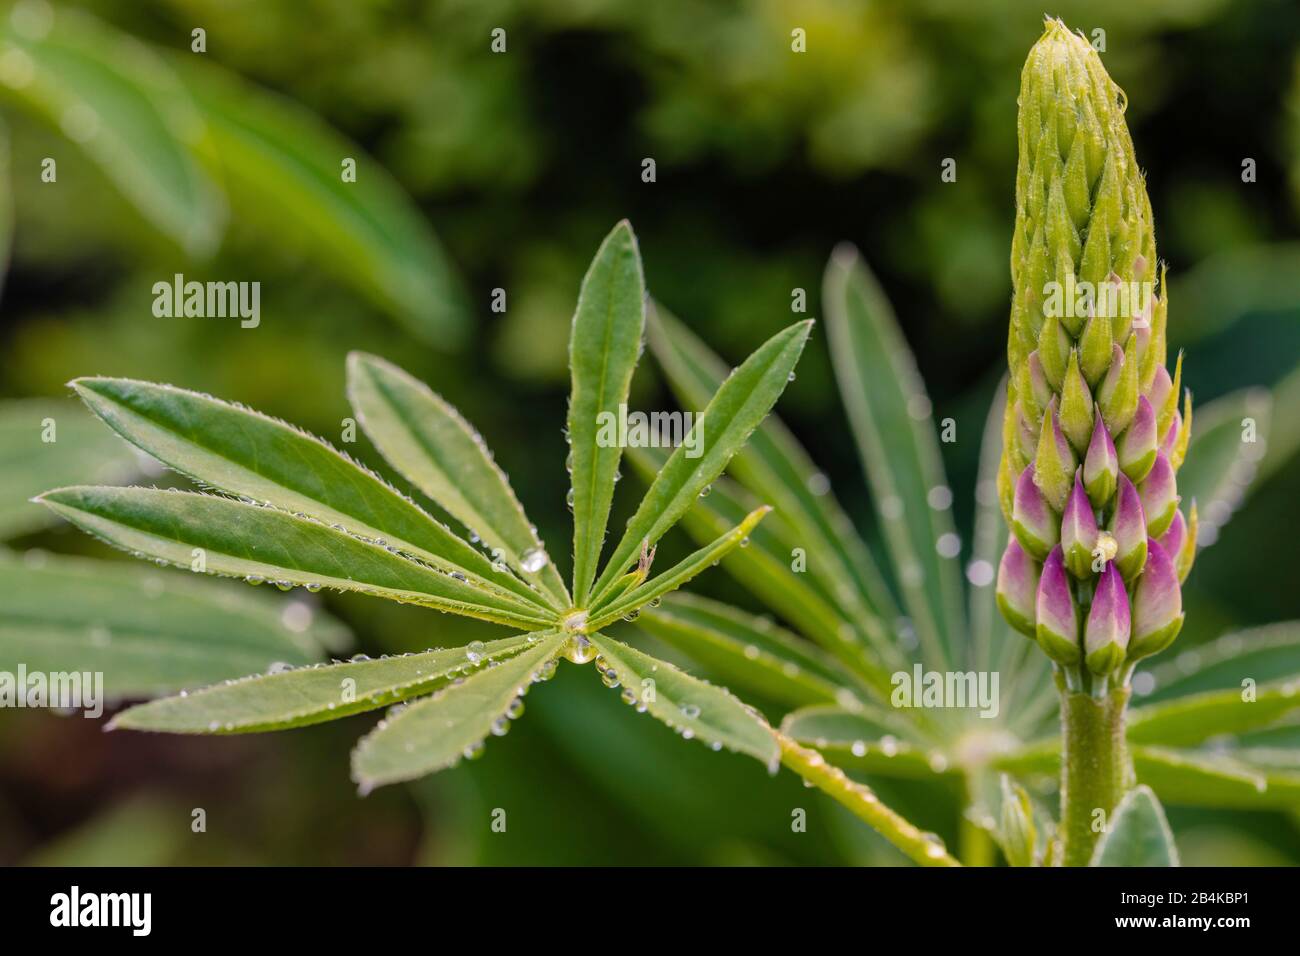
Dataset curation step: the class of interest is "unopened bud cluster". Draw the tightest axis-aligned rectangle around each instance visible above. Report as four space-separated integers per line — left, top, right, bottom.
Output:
996 20 1194 681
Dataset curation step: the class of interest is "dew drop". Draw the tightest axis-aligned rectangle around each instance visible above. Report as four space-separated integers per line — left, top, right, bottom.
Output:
520 548 549 573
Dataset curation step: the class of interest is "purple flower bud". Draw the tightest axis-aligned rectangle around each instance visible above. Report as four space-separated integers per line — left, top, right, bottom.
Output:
1159 507 1187 562
1109 473 1148 582
1147 364 1173 422
1061 471 1098 579
1129 538 1184 661
1083 417 1118 510
1085 563 1130 675
1012 464 1058 561
1035 546 1080 666
1138 451 1180 538
996 537 1041 638
1117 395 1157 483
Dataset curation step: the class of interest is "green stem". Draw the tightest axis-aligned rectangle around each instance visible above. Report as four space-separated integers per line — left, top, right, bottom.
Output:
1059 685 1133 866
777 734 961 867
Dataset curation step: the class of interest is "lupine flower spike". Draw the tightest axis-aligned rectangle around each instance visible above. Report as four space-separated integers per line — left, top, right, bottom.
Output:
996 19 1192 690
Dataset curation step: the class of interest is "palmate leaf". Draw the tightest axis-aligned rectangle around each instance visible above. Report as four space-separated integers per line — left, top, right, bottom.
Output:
588 505 770 628
38 486 555 630
69 377 549 613
647 307 901 664
824 246 966 668
1090 785 1179 866
636 593 855 710
0 550 339 699
567 221 647 605
587 319 813 608
586 633 779 766
0 5 225 255
112 634 535 734
173 55 467 344
345 352 570 608
0 399 138 539
352 631 568 791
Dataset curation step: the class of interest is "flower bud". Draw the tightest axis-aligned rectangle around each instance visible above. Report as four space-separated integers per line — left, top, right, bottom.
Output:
1175 501 1198 583
1036 546 1080 666
1059 351 1095 454
997 537 1041 638
1061 471 1098 579
1138 451 1179 538
1158 506 1186 562
1082 416 1118 510
1034 396 1076 512
1117 394 1157 483
1098 335 1139 435
1079 305 1113 387
1085 562 1130 675
1011 464 1058 561
1108 473 1148 582
1128 538 1184 661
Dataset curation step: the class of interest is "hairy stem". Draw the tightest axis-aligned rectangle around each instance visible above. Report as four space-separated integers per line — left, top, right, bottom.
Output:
777 734 961 867
1059 685 1133 866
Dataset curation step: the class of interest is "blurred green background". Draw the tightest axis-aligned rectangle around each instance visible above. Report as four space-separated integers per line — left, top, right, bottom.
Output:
1 0 1299 865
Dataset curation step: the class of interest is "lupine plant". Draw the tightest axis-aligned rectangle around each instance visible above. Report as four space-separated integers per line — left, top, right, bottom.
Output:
631 20 1300 867
997 19 1193 865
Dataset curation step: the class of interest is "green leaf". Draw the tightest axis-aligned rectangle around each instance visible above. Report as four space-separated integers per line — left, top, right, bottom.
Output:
1176 387 1271 550
38 486 556 629
0 550 336 699
351 631 568 790
70 377 549 613
587 633 779 766
781 705 947 778
824 246 966 668
1090 785 1179 866
635 593 852 709
588 319 813 607
1129 746 1292 809
345 351 570 607
1137 621 1300 703
175 55 466 344
995 737 1300 810
567 221 647 604
0 7 224 255
589 505 770 628
111 634 536 734
1128 680 1300 747
625 448 895 697
647 306 900 663
0 399 137 540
